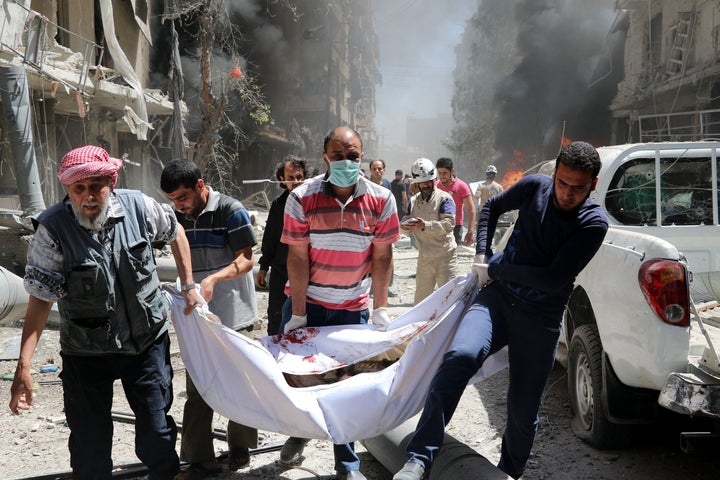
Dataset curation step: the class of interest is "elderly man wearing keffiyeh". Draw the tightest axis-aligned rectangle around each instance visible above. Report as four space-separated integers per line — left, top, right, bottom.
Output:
9 145 202 480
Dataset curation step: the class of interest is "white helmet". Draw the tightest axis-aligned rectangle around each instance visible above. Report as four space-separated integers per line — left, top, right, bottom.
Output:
411 158 437 183
486 165 498 175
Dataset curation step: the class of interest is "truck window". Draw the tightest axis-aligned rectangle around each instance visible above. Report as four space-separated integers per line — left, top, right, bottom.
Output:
605 157 713 226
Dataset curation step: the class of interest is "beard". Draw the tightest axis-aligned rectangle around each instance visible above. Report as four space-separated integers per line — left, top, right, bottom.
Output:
71 198 111 231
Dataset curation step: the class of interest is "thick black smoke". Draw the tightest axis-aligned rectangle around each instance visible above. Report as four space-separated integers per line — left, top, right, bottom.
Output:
163 2 275 136
494 0 624 164
149 1 326 152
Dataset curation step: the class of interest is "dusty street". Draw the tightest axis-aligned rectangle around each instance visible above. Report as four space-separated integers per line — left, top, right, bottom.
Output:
0 241 719 479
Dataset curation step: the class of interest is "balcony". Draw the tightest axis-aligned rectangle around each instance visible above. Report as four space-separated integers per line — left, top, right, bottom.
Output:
0 3 172 119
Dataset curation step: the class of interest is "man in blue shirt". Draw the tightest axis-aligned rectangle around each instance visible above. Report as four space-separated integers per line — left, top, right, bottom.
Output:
394 141 609 480
369 159 392 189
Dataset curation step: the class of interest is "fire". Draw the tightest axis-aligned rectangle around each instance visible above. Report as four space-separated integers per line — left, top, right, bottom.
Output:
229 65 243 79
498 149 527 188
500 169 524 188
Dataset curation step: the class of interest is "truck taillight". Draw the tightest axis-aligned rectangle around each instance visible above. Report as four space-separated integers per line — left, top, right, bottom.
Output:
638 259 689 327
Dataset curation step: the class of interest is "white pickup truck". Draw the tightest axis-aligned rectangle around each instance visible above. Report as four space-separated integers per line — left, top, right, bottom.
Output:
540 142 720 449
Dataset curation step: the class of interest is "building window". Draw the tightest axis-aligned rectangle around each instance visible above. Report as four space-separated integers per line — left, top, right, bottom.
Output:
645 13 662 67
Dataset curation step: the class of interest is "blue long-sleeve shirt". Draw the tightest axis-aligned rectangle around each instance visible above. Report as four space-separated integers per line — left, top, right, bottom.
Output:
477 174 608 313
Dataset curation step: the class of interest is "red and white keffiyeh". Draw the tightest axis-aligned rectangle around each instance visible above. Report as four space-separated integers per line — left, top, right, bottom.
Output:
57 145 123 190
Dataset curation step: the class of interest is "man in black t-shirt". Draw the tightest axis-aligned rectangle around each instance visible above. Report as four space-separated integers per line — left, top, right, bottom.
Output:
390 169 407 220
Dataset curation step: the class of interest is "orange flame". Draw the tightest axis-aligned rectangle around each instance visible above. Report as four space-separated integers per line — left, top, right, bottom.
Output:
229 65 243 79
512 148 526 164
500 169 524 188
497 149 528 188
561 134 573 148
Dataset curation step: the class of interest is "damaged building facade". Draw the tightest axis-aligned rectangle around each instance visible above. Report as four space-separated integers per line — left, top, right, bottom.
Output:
0 0 175 208
611 0 720 143
0 0 380 272
0 0 175 272
232 0 380 181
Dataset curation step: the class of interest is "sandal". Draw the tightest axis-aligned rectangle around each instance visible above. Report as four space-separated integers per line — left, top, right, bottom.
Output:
228 447 250 471
174 462 223 480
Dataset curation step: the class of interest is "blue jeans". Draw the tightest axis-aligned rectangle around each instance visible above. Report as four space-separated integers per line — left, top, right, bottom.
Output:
266 266 288 335
453 224 463 245
281 297 369 473
405 283 561 478
60 332 179 480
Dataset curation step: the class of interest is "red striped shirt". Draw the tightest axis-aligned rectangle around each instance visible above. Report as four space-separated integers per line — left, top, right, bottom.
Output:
282 176 400 311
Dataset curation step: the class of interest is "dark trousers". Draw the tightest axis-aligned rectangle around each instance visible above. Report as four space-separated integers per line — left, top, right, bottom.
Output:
405 283 561 478
180 373 257 463
60 332 179 480
453 224 463 245
280 298 369 473
267 267 288 335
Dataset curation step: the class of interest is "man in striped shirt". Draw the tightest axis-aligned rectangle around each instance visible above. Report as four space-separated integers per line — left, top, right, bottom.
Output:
279 126 400 480
161 159 258 479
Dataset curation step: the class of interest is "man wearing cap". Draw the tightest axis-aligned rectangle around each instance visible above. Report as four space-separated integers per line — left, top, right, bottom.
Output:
8 145 202 480
477 164 504 211
401 158 457 304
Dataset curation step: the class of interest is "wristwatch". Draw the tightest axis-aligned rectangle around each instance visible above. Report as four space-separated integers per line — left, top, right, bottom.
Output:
180 283 196 292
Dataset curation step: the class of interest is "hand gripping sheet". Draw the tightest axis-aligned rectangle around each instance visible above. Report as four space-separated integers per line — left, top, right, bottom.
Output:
167 273 508 444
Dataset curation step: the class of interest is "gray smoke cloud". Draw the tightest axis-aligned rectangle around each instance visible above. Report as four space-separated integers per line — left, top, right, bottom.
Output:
226 0 262 18
494 0 623 164
149 0 622 177
374 0 478 148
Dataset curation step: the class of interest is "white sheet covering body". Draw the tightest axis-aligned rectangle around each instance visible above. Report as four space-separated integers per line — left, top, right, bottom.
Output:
168 274 508 444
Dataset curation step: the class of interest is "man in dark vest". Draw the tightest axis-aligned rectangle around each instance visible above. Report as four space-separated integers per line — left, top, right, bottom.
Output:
8 145 202 480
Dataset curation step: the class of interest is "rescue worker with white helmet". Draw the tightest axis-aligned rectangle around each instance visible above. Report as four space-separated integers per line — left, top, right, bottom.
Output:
477 164 504 211
401 158 457 304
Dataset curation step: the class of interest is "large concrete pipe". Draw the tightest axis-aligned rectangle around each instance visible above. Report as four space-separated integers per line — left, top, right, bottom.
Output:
156 255 179 283
0 266 29 325
362 415 512 480
0 65 46 215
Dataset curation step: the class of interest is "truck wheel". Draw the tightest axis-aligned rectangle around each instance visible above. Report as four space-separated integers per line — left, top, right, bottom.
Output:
568 324 634 449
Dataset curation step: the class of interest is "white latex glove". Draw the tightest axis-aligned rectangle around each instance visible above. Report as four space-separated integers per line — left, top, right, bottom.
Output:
284 314 307 334
371 307 391 330
471 254 490 287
